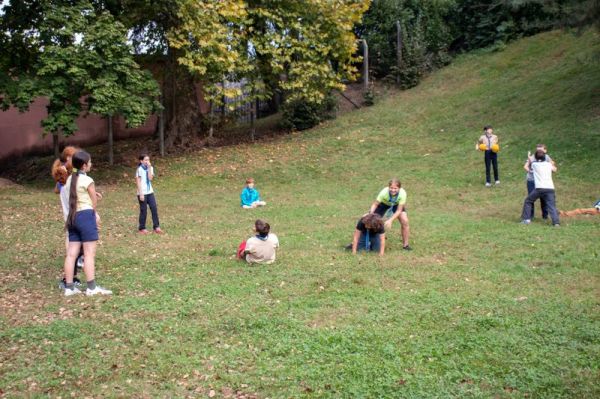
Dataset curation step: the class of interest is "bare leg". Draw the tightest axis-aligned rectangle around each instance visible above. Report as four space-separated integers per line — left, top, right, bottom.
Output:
82 241 97 283
64 241 82 284
399 212 410 247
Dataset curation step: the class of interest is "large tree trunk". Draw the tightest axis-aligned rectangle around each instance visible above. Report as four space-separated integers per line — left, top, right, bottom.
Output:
52 133 60 158
162 48 204 149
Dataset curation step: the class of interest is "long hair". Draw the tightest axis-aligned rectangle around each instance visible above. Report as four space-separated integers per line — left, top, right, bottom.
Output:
66 151 91 229
362 213 384 231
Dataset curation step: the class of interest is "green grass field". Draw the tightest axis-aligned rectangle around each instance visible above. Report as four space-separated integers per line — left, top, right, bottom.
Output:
1 30 599 398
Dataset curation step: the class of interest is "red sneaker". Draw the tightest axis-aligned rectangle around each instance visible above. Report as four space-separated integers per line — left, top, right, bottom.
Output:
153 227 164 234
138 229 150 235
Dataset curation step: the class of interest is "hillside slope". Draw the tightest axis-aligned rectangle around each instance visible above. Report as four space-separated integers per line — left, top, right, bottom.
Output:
0 30 598 398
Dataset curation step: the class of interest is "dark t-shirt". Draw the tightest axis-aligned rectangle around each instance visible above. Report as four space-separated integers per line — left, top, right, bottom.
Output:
356 219 384 235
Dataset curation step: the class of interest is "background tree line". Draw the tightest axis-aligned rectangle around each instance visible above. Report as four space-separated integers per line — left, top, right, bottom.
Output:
1 0 597 154
358 0 599 89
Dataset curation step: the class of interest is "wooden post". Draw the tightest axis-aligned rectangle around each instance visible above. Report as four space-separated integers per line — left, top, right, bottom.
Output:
250 97 256 142
52 133 59 158
209 100 214 139
221 80 226 118
361 39 369 90
159 100 165 157
396 20 403 84
107 114 114 165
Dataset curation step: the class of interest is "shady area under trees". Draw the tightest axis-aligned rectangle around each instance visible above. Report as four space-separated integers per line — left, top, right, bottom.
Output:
0 0 598 167
0 0 370 162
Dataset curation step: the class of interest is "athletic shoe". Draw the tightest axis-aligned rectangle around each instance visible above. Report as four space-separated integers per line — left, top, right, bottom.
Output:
138 229 150 235
521 219 531 225
495 180 500 185
485 182 491 187
553 224 560 228
59 277 81 290
402 245 413 251
64 287 82 296
86 286 113 296
153 227 164 234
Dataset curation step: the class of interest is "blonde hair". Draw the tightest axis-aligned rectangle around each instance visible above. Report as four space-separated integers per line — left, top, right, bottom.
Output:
388 178 401 188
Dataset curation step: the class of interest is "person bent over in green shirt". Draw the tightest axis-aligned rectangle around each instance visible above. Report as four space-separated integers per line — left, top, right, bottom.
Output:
369 178 412 251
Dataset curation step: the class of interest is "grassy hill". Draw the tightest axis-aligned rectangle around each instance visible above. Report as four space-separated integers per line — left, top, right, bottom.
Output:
0 30 599 397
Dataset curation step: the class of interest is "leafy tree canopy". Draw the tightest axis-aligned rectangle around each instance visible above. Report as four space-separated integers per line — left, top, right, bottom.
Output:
0 0 160 137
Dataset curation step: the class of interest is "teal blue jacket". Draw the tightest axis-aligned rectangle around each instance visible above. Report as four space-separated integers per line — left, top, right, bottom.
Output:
241 187 260 207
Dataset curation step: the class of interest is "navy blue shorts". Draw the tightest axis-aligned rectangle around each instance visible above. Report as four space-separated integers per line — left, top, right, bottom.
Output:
374 203 407 217
68 209 99 242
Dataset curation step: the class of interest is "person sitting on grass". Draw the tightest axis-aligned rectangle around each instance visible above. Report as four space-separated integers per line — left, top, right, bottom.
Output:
350 213 386 256
237 219 279 264
240 177 267 209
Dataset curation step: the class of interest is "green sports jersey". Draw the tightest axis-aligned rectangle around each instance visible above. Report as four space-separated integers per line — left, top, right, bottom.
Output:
376 187 407 206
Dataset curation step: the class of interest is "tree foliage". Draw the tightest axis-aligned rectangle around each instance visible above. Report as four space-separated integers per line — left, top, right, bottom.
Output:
358 0 600 89
170 0 371 106
0 0 160 137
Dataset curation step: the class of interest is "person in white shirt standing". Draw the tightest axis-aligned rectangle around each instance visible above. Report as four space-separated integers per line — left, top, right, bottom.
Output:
521 150 560 226
136 153 163 234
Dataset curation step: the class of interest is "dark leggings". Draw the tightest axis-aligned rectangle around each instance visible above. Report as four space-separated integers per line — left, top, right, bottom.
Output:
138 193 160 230
484 151 498 183
527 180 548 219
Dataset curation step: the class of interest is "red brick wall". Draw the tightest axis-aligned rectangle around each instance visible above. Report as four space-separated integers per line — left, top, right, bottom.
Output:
0 97 158 161
0 80 214 161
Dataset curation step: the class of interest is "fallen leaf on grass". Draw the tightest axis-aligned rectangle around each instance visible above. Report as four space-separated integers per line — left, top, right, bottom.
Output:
515 296 528 301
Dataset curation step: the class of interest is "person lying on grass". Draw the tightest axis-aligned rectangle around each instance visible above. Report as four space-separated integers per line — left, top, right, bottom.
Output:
350 213 386 256
559 199 600 216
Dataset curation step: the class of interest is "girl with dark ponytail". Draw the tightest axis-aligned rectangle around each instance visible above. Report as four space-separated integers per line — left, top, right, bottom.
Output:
63 151 112 296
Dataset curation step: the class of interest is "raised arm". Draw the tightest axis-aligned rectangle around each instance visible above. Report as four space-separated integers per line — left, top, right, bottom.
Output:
147 163 154 181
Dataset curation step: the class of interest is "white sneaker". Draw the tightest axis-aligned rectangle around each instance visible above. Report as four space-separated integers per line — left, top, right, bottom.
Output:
65 287 82 297
86 286 113 296
495 180 500 185
485 182 491 187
